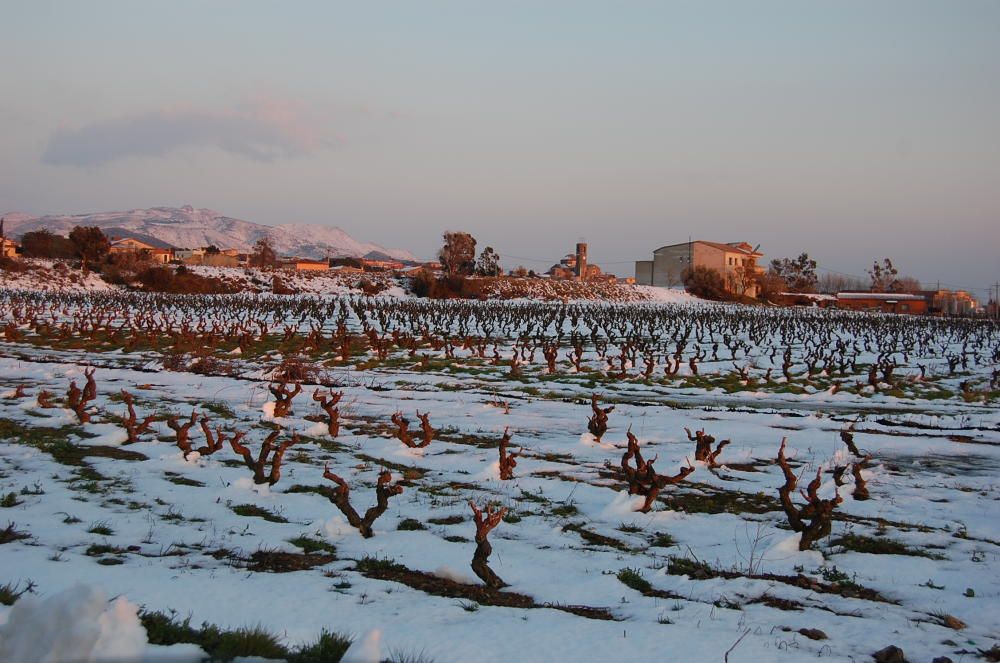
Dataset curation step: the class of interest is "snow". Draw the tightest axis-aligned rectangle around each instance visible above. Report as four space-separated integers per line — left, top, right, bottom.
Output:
341 629 381 663
4 206 414 261
0 585 148 663
0 292 996 662
631 285 704 304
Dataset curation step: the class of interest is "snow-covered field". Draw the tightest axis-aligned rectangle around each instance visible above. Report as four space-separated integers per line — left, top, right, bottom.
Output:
0 291 997 663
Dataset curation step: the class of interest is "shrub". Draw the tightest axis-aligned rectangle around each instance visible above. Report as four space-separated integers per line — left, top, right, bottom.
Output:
681 266 731 301
137 266 229 294
288 630 353 663
0 257 30 273
19 230 76 259
409 271 475 299
617 567 652 593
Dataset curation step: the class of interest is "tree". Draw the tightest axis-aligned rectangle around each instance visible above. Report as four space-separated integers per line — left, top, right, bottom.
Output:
250 237 278 268
205 245 220 255
510 265 529 278
20 229 76 259
682 265 728 300
817 272 866 294
895 276 922 293
68 226 110 272
754 270 788 302
729 256 760 297
475 246 502 277
770 253 818 293
438 231 476 277
868 258 900 292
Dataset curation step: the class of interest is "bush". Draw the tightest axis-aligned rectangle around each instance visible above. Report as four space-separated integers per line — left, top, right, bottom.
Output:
409 271 475 299
19 230 76 259
358 278 387 296
0 257 30 273
136 266 229 294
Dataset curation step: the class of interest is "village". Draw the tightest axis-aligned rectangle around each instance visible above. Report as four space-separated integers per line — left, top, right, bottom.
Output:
0 224 990 317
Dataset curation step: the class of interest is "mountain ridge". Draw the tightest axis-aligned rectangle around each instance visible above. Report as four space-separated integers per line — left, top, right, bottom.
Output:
1 205 415 261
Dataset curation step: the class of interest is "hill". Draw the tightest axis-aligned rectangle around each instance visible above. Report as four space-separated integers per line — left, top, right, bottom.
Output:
2 205 414 260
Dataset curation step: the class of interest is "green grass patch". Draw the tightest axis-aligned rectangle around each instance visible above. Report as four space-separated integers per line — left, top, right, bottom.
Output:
649 532 678 548
355 556 409 574
87 520 115 536
830 533 945 559
231 504 288 523
397 518 426 531
427 514 464 526
0 580 34 606
617 567 652 593
288 536 337 555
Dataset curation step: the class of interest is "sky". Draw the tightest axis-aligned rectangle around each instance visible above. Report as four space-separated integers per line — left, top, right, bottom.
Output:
1 1 998 297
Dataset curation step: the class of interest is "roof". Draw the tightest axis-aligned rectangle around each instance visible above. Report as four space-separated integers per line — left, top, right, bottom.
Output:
111 237 160 250
837 292 925 301
104 228 173 249
653 240 762 256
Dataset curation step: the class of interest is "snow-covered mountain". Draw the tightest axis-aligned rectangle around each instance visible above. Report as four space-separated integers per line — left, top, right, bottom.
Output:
1 206 415 261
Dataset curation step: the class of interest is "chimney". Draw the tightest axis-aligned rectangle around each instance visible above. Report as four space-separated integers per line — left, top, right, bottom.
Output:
575 242 587 281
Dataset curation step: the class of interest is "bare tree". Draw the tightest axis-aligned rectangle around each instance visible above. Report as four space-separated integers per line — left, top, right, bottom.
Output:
230 430 297 485
322 466 403 538
497 427 520 480
312 388 342 437
587 394 614 442
868 258 902 292
776 438 841 550
469 500 508 588
684 427 730 468
119 390 156 444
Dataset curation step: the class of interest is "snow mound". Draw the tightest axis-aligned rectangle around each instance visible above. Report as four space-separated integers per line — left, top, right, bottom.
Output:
341 628 382 663
0 585 147 663
433 566 477 584
632 286 704 304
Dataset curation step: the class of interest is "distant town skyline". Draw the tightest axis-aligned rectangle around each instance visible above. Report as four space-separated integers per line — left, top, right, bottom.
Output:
2 1 997 298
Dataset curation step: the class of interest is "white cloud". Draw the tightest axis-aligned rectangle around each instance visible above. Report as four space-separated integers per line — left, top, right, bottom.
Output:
43 97 329 166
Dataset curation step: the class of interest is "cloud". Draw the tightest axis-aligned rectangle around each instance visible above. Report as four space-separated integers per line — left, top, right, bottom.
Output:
42 98 328 166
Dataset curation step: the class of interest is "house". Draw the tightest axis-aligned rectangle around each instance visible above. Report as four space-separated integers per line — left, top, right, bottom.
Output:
199 254 240 267
835 292 928 315
109 237 174 264
636 240 764 297
281 258 329 271
1 237 19 258
359 258 405 271
177 249 239 267
174 248 204 262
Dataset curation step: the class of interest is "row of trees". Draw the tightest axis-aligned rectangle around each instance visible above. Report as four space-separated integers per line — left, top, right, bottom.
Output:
763 254 920 297
16 227 112 271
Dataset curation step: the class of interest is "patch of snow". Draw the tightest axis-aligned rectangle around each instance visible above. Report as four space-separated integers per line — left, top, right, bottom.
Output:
0 585 147 663
341 628 382 663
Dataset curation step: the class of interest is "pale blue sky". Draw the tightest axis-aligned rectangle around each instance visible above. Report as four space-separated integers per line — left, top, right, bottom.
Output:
2 1 998 295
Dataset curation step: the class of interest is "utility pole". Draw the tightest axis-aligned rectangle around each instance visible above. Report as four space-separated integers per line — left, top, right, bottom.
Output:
994 282 1000 320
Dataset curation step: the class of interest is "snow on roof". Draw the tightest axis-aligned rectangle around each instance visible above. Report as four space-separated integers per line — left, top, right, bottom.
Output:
779 292 836 300
653 240 762 256
837 292 925 301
